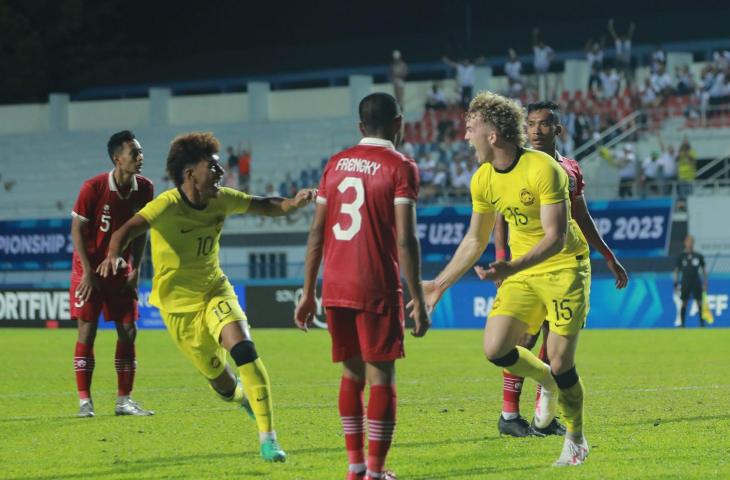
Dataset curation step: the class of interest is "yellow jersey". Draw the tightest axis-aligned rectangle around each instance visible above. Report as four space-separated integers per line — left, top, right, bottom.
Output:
137 187 251 312
471 148 589 275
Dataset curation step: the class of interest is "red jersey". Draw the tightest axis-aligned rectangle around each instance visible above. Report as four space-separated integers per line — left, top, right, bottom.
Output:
317 137 419 313
71 171 154 280
556 151 585 219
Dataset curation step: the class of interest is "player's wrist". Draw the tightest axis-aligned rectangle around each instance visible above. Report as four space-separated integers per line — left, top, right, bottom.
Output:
495 248 507 261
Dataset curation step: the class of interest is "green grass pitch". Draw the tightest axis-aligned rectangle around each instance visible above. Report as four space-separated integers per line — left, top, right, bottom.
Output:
1 328 729 479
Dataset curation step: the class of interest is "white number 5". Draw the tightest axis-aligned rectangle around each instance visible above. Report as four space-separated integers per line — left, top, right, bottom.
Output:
333 177 364 241
100 214 111 232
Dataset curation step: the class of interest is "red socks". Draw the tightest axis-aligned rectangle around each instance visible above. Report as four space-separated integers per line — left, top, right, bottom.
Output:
367 384 396 476
74 342 95 399
340 376 366 469
502 372 524 415
115 341 136 397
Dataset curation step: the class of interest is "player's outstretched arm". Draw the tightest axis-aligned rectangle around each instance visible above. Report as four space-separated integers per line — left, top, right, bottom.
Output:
295 203 326 332
247 188 317 217
474 212 508 286
417 211 494 312
395 203 431 337
97 214 150 278
572 194 628 289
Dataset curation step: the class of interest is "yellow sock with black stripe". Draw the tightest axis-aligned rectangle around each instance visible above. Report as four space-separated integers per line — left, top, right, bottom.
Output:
238 358 274 433
553 367 584 439
230 341 274 434
490 346 556 389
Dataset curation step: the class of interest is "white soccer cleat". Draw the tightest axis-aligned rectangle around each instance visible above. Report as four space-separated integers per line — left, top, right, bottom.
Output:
533 382 558 429
115 397 154 416
554 436 589 466
78 398 95 418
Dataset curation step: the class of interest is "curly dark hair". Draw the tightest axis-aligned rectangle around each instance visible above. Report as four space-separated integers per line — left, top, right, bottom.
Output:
467 91 526 147
166 132 220 187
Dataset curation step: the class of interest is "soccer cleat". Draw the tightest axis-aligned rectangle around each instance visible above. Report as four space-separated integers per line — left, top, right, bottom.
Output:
498 414 543 437
346 472 366 480
241 395 255 420
533 382 558 429
366 471 397 480
210 379 255 420
115 398 154 416
260 438 287 462
531 417 567 436
78 399 95 418
554 436 589 466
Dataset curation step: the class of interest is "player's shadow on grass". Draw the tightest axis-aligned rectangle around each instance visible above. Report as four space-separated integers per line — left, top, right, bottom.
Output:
407 464 547 479
6 451 275 480
616 413 730 427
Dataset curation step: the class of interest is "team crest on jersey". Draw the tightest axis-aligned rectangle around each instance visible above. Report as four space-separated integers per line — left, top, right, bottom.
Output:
519 189 535 206
211 357 221 369
103 204 110 213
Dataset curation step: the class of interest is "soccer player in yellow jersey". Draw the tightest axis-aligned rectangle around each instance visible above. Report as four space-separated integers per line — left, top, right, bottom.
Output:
414 91 591 465
98 132 316 463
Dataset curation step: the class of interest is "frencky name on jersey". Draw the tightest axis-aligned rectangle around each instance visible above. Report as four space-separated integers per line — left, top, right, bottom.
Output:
335 157 382 176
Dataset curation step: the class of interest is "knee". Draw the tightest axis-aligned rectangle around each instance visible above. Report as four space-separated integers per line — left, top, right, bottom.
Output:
549 357 571 376
77 321 97 344
486 347 518 367
230 340 258 366
118 323 137 342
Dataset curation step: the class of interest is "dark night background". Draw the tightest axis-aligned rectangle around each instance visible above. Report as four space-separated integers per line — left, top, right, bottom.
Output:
1 0 729 103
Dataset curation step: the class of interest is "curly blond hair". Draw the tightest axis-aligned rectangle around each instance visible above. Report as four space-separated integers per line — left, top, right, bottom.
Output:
467 91 526 147
166 132 221 186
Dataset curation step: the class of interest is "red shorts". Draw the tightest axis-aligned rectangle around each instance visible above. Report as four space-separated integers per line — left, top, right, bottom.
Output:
326 306 405 363
69 276 138 324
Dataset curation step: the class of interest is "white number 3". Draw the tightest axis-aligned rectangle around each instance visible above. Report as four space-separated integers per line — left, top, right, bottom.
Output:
332 177 364 241
100 214 111 232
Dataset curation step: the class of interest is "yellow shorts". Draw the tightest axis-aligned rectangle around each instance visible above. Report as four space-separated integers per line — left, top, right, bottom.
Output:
489 262 591 336
160 281 249 379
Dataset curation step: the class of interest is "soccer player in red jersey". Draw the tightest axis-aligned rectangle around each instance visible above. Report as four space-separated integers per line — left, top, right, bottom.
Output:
295 93 431 480
70 130 154 417
482 101 629 437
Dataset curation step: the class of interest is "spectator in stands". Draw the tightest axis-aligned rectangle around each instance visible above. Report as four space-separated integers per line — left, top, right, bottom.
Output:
442 55 486 108
657 135 678 195
650 63 673 101
608 18 635 82
639 78 660 108
712 50 730 71
650 46 666 74
504 49 524 98
585 39 604 95
675 65 696 96
390 50 408 109
640 151 662 197
449 161 470 198
599 66 621 99
556 126 575 158
237 142 252 191
617 143 638 197
532 28 554 97
677 138 697 198
417 151 437 185
425 83 448 110
707 66 730 106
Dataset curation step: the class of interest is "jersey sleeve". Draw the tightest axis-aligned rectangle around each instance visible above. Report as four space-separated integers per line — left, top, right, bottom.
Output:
470 166 494 213
394 160 419 205
536 159 568 205
137 191 174 226
573 162 586 197
221 187 252 215
316 162 330 206
699 254 706 268
72 181 95 222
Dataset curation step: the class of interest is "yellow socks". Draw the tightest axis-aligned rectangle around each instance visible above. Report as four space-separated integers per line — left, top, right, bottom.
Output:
238 358 274 433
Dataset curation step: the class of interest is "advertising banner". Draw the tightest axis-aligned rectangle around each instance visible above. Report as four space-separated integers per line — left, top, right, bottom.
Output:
0 219 73 271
